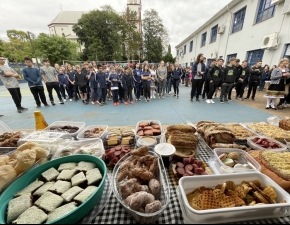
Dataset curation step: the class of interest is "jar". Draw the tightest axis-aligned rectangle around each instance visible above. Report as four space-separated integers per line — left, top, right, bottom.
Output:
154 143 176 168
137 136 157 151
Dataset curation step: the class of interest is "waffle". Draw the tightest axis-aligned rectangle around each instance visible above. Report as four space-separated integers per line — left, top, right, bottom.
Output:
190 194 202 210
235 185 246 199
201 190 221 210
186 188 201 200
226 181 235 191
226 190 245 206
220 195 236 208
212 189 225 202
263 186 277 203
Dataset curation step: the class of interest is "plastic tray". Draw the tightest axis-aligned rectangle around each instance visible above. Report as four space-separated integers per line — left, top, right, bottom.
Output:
247 136 288 152
77 125 108 140
112 150 170 223
178 173 290 224
0 121 11 135
44 121 85 138
52 139 105 160
210 148 261 174
134 120 165 144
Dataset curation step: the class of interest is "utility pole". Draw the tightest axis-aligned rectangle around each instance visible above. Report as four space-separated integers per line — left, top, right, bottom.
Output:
27 31 40 69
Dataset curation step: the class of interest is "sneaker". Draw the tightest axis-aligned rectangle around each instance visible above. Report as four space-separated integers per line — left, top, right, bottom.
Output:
114 102 117 106
153 96 156 99
229 99 232 102
173 94 176 97
59 101 64 104
220 100 224 104
20 107 28 111
238 97 242 100
145 99 147 103
252 98 255 101
69 99 73 102
206 99 211 104
124 102 128 105
162 96 165 99
17 109 22 113
63 99 67 102
169 92 171 95
51 102 55 105
36 105 41 108
44 104 50 107
99 102 103 106
91 101 95 105
102 102 107 105
130 101 134 105
108 98 112 101
244 97 249 100
96 101 99 104
210 100 215 104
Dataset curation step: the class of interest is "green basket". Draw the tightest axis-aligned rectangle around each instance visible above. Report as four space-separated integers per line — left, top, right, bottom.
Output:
0 154 107 224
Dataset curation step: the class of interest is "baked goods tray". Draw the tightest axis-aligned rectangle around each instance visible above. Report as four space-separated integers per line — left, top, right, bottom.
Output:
226 123 258 141
80 173 113 224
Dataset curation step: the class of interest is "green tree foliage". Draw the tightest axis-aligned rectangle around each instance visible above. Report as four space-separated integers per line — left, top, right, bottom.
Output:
34 33 79 65
73 5 125 61
143 9 169 62
2 30 32 62
163 52 175 64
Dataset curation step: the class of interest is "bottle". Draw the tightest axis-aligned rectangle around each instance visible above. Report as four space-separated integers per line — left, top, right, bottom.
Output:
34 111 48 130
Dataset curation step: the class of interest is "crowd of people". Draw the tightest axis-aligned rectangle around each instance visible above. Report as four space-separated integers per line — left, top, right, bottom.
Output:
0 54 289 116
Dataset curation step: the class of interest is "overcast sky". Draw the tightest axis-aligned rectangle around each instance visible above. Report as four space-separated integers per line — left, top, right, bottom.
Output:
0 0 232 54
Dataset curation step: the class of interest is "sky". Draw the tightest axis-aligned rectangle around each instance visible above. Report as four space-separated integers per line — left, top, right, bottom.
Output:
0 0 232 54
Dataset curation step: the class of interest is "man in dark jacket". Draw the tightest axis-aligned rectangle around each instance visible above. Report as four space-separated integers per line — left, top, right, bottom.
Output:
236 60 250 100
202 59 216 100
220 58 237 103
228 59 242 100
172 61 183 99
245 60 263 100
206 59 223 103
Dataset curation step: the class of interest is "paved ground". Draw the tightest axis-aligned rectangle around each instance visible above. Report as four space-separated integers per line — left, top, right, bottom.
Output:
0 83 289 130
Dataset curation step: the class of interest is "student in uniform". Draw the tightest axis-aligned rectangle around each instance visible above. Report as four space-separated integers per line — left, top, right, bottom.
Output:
74 65 88 105
87 65 98 105
22 57 49 108
117 68 125 103
96 65 107 106
172 61 183 99
202 60 216 100
109 66 120 106
228 59 242 100
133 63 142 102
236 60 250 100
123 66 135 105
220 58 237 104
191 54 206 102
141 64 152 102
206 59 223 104
58 67 71 102
166 63 172 96
67 64 79 102
245 60 263 101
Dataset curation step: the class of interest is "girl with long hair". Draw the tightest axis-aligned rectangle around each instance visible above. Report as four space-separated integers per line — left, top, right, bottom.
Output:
141 64 152 102
149 64 157 99
191 53 206 102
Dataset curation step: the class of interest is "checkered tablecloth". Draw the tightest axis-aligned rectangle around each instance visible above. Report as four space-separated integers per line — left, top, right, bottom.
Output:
82 139 290 224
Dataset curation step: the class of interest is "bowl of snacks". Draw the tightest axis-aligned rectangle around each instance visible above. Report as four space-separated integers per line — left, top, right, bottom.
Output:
0 154 107 224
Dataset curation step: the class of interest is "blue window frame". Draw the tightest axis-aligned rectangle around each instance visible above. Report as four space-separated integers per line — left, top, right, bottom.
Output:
232 7 246 33
227 54 237 63
184 45 187 55
247 49 264 66
210 25 218 43
284 44 290 57
256 0 276 24
189 41 193 52
201 32 207 47
177 49 179 57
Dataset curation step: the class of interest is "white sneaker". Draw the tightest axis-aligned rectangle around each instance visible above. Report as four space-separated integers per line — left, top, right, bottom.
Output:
210 100 215 104
206 99 211 104
69 99 73 102
63 99 67 102
153 95 156 99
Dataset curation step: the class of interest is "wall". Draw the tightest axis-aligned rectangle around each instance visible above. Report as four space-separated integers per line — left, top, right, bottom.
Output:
176 0 290 67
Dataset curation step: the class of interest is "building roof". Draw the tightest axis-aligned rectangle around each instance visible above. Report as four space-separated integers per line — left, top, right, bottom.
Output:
48 11 88 26
175 0 241 49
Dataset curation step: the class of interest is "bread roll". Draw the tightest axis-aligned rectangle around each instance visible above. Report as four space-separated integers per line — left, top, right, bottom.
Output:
14 149 36 175
17 142 40 152
0 156 9 166
0 165 17 190
31 147 48 161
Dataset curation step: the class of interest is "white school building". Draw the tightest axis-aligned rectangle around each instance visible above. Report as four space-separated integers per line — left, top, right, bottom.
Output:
175 0 290 67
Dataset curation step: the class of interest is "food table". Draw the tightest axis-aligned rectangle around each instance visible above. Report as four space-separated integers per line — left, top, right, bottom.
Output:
81 138 290 224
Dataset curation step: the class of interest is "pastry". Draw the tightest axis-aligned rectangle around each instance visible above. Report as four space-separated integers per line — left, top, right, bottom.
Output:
0 155 9 166
42 168 60 182
71 172 87 186
49 180 72 194
74 186 97 203
57 169 77 181
0 165 17 190
12 206 47 224
76 161 96 172
38 193 64 212
145 200 162 213
131 146 149 157
46 202 77 223
58 163 77 171
86 168 102 185
15 180 44 197
61 186 84 202
33 182 55 197
14 149 36 175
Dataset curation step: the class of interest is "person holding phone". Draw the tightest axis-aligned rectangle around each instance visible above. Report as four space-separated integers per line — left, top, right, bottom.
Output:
191 53 206 102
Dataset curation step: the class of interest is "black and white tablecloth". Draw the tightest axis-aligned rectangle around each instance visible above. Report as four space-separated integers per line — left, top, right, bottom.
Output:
82 140 290 224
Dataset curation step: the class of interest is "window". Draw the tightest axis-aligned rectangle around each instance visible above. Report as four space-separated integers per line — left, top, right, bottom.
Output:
210 25 218 43
284 44 290 57
201 32 207 47
184 45 187 55
256 0 276 24
232 7 246 33
227 54 237 63
247 49 264 66
177 49 179 57
189 41 193 52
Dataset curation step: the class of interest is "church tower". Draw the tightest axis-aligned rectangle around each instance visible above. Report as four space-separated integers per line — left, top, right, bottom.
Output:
127 0 142 33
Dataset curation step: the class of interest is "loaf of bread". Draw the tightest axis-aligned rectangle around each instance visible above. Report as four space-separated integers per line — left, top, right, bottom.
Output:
279 118 290 131
167 124 196 134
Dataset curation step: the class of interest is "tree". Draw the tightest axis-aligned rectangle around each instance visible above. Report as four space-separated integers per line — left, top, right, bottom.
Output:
163 52 174 63
73 6 125 61
143 9 169 62
34 33 79 65
2 30 32 62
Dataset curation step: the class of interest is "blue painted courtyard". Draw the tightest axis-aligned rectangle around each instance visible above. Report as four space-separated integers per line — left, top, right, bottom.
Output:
0 83 288 130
